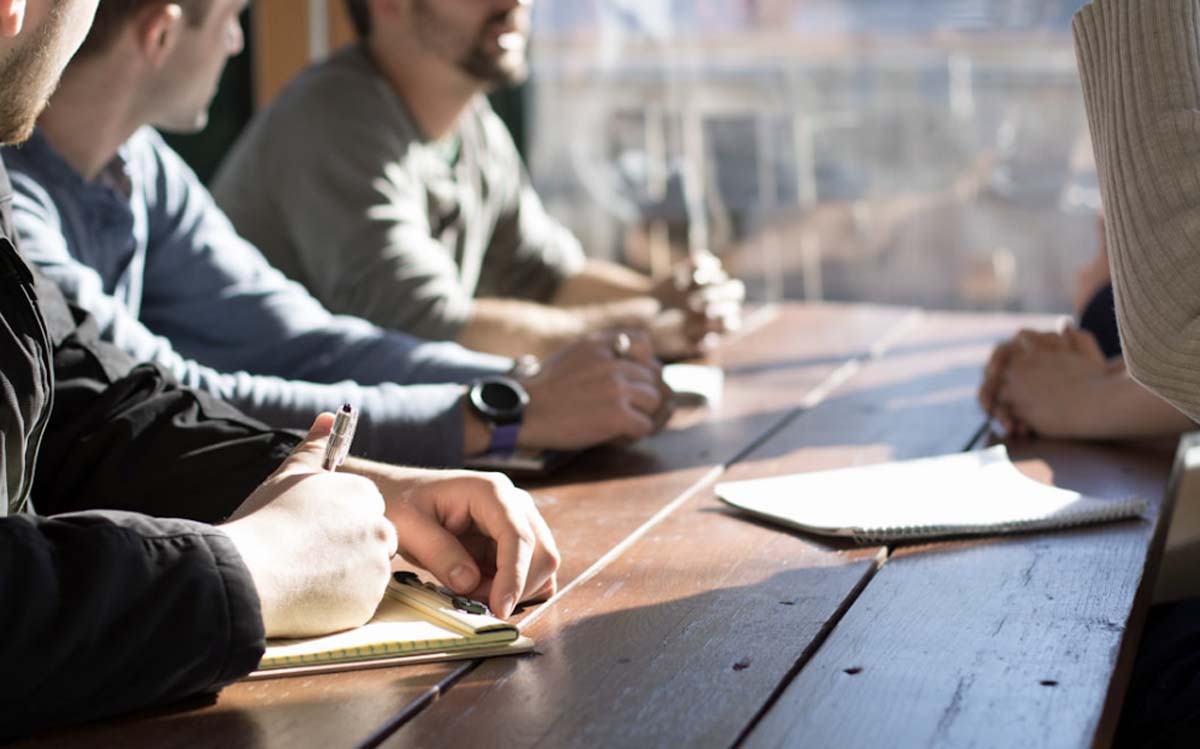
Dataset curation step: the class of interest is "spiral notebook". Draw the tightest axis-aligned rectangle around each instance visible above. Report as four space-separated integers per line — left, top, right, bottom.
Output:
248 572 534 679
715 446 1148 544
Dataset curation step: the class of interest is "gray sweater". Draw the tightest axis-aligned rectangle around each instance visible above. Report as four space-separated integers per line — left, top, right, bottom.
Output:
1075 0 1200 420
212 44 585 343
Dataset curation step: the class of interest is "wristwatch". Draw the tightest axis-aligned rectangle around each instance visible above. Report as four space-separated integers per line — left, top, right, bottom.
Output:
468 376 530 456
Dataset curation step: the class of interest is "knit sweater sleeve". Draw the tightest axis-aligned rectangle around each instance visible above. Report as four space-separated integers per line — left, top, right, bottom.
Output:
1074 0 1200 419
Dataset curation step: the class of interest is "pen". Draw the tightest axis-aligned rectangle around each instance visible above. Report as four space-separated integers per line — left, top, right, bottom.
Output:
322 403 358 471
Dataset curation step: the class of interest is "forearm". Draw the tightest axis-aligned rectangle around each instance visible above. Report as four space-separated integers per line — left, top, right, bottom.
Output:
1080 370 1197 439
457 298 589 358
1074 0 1200 421
458 297 660 359
551 259 655 307
0 512 264 740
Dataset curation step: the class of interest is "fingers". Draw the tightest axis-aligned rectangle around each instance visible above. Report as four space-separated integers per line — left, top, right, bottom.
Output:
1014 328 1066 353
684 304 738 341
979 341 1016 412
463 487 534 618
657 257 743 338
678 281 744 345
618 401 657 440
612 367 668 439
980 327 1075 413
476 483 560 616
690 278 746 308
990 386 1020 435
609 351 669 424
491 519 532 619
1064 326 1107 363
401 475 561 620
602 329 657 368
393 506 483 596
649 309 700 360
621 376 664 416
613 355 661 387
273 412 336 478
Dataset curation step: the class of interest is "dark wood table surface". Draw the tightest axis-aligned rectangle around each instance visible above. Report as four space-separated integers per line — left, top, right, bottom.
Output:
18 303 1182 749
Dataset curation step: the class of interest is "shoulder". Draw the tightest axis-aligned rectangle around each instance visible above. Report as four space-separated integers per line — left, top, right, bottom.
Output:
268 45 407 137
125 126 198 182
3 140 65 227
2 131 74 194
7 162 69 259
8 167 62 231
228 45 422 183
125 127 210 210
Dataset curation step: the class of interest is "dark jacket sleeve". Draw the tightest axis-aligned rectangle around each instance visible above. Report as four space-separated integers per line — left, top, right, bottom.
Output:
31 273 301 522
0 510 265 741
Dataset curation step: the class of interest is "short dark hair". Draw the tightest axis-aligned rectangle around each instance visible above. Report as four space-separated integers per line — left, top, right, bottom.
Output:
76 0 215 59
344 0 371 39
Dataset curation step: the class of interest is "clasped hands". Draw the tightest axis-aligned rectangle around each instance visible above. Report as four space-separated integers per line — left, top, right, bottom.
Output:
650 252 746 361
977 324 1121 438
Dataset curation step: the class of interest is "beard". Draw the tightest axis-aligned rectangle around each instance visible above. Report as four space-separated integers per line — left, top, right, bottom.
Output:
0 6 69 145
412 1 530 89
459 41 528 88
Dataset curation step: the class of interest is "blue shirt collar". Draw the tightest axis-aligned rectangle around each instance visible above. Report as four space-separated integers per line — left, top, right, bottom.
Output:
18 128 133 202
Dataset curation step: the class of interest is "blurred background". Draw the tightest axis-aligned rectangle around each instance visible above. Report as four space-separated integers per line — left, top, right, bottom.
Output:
183 0 1099 315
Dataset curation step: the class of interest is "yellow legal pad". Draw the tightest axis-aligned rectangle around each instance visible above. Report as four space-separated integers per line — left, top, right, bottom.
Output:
248 572 534 679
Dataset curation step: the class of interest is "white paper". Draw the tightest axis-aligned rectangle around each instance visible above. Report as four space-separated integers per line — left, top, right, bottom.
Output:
715 446 1147 540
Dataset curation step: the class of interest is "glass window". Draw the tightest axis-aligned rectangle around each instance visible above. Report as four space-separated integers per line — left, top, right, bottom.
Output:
527 0 1099 314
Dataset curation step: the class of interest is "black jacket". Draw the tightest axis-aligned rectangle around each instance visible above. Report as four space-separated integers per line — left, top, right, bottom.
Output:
0 157 300 739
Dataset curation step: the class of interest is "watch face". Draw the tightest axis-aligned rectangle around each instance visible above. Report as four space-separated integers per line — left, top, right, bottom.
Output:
471 376 529 424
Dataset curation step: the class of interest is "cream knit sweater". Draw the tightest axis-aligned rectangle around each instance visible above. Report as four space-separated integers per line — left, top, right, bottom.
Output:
1075 0 1200 420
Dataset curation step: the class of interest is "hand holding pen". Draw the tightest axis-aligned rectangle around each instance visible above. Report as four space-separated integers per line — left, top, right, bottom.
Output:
309 403 560 619
222 411 396 637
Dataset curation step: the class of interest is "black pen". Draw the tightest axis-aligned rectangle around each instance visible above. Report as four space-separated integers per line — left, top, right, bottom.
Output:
322 403 358 471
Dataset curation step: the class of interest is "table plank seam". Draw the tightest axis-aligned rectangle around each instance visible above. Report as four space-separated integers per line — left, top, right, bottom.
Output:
516 308 927 637
732 547 890 749
366 308 928 744
354 665 475 749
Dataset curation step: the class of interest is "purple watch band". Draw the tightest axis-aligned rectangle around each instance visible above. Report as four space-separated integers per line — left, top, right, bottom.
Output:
487 422 521 456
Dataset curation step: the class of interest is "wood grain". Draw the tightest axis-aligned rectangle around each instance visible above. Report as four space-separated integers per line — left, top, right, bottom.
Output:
523 304 917 588
385 311 1030 747
13 304 910 748
741 440 1176 749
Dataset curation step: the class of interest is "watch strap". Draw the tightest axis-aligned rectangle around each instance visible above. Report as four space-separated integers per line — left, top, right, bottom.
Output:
487 422 521 456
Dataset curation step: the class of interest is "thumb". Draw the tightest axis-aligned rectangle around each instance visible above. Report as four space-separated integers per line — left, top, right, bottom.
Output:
274 412 336 478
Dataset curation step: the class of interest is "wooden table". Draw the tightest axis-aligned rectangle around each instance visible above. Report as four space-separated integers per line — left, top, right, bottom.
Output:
20 303 1181 749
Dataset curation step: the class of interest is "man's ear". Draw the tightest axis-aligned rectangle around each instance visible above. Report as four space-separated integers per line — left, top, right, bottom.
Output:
0 0 27 38
134 2 184 67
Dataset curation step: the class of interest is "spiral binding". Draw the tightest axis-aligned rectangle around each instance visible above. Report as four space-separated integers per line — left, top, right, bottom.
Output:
851 496 1150 545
